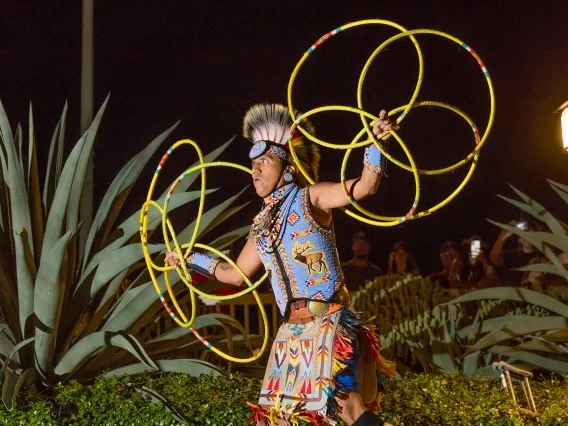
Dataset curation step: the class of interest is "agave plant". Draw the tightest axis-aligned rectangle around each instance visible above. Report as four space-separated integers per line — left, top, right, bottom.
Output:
0 97 254 410
442 182 568 375
447 287 568 375
352 274 450 327
353 273 566 375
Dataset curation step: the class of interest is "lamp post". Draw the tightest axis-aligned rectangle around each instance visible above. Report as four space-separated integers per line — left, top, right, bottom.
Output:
80 0 94 259
556 100 568 152
562 108 568 153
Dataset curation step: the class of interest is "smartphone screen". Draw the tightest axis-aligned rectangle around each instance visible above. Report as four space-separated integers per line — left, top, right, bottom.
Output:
471 240 481 258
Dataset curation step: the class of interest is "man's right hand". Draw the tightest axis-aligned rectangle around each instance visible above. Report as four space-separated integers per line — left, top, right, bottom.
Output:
164 251 182 267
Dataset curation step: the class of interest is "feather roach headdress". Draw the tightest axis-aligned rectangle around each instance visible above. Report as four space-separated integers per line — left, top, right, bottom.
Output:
243 103 320 187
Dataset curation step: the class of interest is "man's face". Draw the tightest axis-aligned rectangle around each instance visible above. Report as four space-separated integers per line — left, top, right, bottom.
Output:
393 248 407 265
440 248 458 269
251 153 285 197
352 235 371 257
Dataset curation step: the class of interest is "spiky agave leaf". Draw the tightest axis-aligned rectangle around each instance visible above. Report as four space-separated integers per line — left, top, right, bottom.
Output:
80 118 178 271
513 340 568 355
27 103 44 261
465 316 568 354
55 103 67 185
89 243 165 298
0 321 17 362
102 358 223 378
33 231 74 378
461 311 482 377
156 137 235 200
54 331 158 377
0 252 19 343
42 103 66 213
457 315 530 339
447 287 568 317
548 179 568 205
543 329 568 342
0 100 34 341
143 313 254 357
14 125 24 185
101 275 182 334
0 337 36 386
489 345 568 373
503 183 566 236
73 95 110 264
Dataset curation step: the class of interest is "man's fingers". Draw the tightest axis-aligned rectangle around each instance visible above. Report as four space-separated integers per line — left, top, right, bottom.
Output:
165 252 182 266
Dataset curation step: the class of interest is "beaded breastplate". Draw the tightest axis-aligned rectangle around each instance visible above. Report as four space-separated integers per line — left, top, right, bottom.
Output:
251 183 344 315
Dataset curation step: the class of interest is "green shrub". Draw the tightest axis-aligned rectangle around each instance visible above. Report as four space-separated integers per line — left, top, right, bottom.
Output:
0 400 57 425
0 372 566 425
141 373 260 425
381 373 529 425
55 377 180 426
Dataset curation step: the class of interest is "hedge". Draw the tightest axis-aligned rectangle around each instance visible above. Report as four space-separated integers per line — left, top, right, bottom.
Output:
1 372 567 425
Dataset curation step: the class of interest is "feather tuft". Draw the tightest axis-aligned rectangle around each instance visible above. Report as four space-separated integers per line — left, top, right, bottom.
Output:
243 103 320 185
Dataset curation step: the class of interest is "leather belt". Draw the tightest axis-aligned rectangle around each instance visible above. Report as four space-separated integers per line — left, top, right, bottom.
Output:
286 299 345 324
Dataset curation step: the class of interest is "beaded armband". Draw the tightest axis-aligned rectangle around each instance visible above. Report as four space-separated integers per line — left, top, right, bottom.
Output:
186 252 220 280
363 143 383 174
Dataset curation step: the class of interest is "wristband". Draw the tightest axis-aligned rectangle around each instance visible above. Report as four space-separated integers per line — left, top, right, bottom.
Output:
186 252 220 280
363 143 383 174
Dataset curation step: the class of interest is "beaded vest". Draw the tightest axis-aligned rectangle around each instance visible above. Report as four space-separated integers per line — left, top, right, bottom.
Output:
251 183 344 316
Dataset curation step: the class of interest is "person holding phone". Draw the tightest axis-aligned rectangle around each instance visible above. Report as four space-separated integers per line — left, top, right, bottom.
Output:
489 220 541 286
465 236 499 287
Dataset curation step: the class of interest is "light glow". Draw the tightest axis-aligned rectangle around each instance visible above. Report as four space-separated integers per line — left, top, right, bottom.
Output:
562 108 568 152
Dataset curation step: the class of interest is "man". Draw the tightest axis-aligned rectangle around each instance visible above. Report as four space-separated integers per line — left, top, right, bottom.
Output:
341 231 383 291
429 241 464 288
165 104 396 426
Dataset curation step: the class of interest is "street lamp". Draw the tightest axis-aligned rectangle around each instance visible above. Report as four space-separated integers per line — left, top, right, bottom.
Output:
556 100 568 152
562 108 568 152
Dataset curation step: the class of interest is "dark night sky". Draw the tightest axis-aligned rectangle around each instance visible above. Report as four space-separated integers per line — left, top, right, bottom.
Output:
2 1 568 274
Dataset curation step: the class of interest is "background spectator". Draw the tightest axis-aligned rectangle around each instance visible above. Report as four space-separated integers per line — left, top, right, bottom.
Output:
429 241 466 288
388 240 421 277
489 220 541 285
462 235 500 288
341 231 383 291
